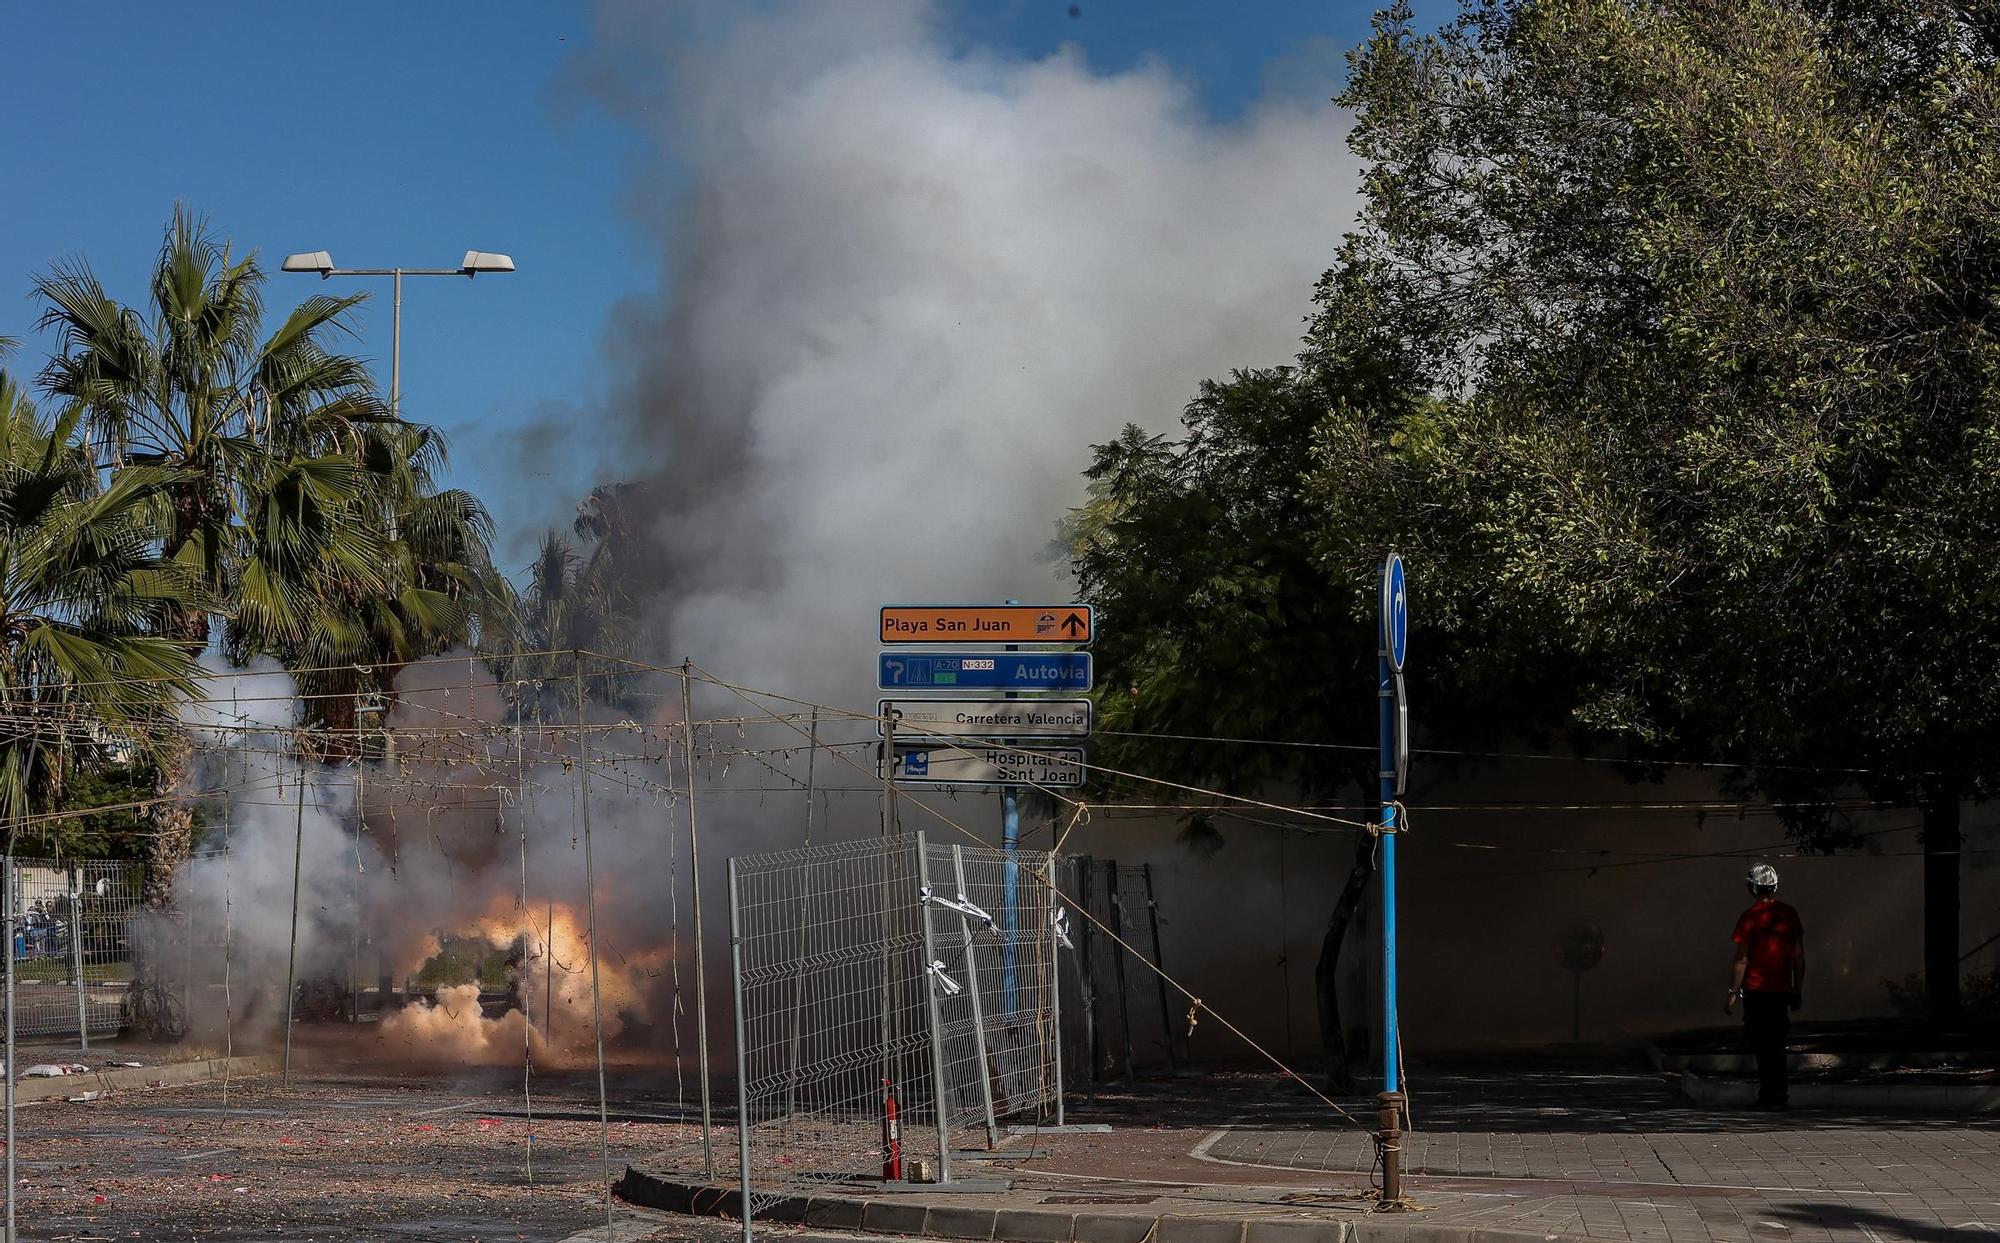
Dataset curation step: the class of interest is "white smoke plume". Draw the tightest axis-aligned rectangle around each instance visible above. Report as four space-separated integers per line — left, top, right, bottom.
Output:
171 657 358 1042
566 0 1360 710
154 6 1362 1066
168 655 692 1065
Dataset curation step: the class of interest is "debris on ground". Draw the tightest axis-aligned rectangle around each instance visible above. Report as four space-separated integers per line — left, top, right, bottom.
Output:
22 1063 91 1078
19 1064 682 1240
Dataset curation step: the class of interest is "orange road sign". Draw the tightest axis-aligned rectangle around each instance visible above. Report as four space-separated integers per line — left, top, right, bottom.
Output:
879 604 1092 645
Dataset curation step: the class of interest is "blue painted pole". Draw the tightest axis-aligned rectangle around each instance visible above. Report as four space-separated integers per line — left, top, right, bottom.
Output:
1379 641 1398 1095
1376 553 1406 1208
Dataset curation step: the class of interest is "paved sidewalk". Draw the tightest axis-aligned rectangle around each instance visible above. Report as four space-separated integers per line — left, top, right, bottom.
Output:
626 1069 2000 1243
1029 1071 2000 1242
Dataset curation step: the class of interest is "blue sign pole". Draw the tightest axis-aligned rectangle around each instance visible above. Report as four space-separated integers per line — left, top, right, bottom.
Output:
1380 647 1399 1092
1377 552 1407 1207
1001 602 1021 1017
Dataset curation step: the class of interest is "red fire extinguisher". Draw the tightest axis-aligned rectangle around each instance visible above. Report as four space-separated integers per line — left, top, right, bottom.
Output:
881 1078 902 1182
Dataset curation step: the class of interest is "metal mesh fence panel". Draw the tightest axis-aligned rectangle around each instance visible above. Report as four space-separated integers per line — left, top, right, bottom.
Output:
728 834 1064 1233
731 835 936 1216
3 858 144 1041
925 839 1060 1150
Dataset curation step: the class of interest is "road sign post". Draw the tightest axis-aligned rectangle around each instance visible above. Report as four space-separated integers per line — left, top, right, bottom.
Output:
1001 600 1024 1020
1378 552 1407 1209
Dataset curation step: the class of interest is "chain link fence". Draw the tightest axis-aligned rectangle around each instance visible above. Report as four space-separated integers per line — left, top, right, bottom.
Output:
727 833 1066 1235
3 858 145 1042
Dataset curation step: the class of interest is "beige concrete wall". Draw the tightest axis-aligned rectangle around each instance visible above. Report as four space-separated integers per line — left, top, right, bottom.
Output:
1062 761 2000 1063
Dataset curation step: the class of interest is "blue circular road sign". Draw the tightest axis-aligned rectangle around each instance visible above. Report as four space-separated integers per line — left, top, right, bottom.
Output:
1382 553 1408 671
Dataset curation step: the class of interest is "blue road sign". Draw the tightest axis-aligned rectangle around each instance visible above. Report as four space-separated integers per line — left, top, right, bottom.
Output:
1382 553 1408 672
878 651 1093 692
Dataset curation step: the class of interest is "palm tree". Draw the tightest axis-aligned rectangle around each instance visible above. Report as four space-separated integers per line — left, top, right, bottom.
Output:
487 516 643 724
0 368 200 853
283 421 504 741
35 207 394 898
358 422 502 668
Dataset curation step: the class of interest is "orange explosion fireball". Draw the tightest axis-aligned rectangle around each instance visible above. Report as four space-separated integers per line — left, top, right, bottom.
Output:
378 894 678 1067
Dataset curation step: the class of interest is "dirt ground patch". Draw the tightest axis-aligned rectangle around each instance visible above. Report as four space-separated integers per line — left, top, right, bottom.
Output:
10 1058 709 1241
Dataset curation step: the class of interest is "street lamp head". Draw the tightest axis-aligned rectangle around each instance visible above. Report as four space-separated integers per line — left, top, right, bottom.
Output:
459 250 515 276
281 251 335 277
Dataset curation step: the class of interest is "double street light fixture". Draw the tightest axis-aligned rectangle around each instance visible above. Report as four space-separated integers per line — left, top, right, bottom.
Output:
280 249 516 419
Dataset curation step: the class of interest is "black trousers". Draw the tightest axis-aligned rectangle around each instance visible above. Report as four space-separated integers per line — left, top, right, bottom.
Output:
1741 991 1791 1104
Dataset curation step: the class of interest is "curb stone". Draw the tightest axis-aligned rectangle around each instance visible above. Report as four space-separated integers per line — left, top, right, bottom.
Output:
13 1053 279 1103
613 1169 1585 1243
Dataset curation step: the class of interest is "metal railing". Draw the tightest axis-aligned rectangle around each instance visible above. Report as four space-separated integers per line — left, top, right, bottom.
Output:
1065 856 1178 1084
727 834 1066 1238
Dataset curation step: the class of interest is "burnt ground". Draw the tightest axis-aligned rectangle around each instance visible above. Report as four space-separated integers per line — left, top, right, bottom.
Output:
10 1056 717 1242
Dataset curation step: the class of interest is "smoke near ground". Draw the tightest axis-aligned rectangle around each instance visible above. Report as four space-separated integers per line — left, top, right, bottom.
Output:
169 655 693 1067
565 0 1359 708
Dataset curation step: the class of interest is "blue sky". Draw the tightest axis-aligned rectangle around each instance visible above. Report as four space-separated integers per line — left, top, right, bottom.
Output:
0 2 1432 570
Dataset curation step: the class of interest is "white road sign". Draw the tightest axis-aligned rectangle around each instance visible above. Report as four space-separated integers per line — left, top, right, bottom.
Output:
879 698 1092 740
883 743 1087 788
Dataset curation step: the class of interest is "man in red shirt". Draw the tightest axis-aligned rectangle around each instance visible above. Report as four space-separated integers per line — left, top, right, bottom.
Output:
1725 863 1806 1109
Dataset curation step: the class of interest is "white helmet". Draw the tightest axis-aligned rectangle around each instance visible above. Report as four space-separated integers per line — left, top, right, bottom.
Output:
1747 863 1780 894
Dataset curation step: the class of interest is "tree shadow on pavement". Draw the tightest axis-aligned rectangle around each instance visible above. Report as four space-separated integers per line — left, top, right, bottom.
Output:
1391 1068 2000 1135
1764 1201 1996 1242
1080 1067 2000 1137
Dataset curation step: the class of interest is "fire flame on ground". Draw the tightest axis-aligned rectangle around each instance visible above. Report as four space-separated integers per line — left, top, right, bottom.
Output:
378 897 676 1068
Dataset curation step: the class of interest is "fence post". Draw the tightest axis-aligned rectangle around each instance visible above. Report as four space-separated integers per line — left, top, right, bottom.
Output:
948 845 998 1149
67 864 88 1049
1107 861 1135 1083
877 705 899 1102
282 769 306 1087
1047 851 1065 1127
782 708 820 1126
912 834 953 1184
5 852 17 1243
728 857 753 1243
1143 864 1175 1073
679 660 715 1179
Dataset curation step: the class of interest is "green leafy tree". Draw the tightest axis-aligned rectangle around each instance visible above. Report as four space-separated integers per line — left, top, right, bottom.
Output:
1077 0 2000 1068
35 207 500 884
282 421 503 743
1071 365 1424 1089
0 368 200 855
35 207 389 894
1323 0 2000 1022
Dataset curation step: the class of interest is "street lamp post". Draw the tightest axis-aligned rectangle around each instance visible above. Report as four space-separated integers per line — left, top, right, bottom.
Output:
280 250 515 418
